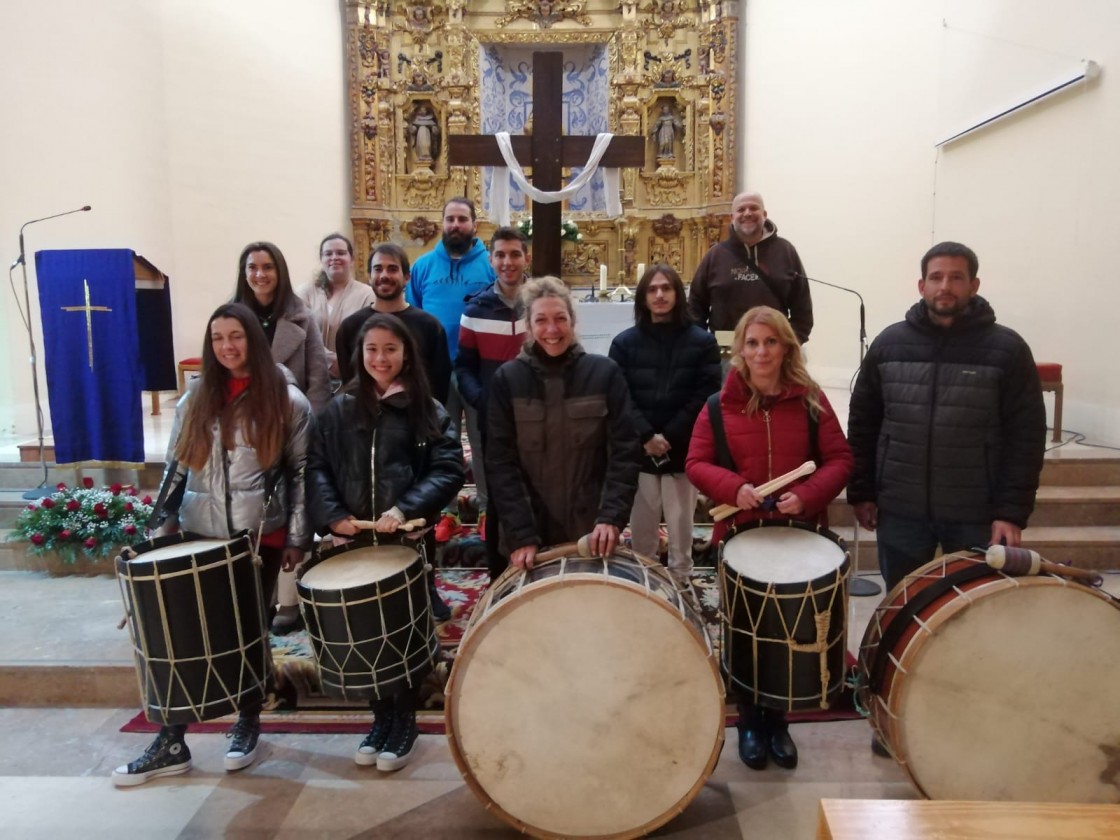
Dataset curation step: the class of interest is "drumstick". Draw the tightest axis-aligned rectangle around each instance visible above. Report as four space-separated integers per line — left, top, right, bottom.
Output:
986 545 1103 586
535 535 594 564
349 517 427 532
709 461 818 522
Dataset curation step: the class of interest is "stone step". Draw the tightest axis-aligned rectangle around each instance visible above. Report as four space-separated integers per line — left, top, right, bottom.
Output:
1040 456 1120 486
828 525 1120 573
0 461 165 491
825 485 1120 528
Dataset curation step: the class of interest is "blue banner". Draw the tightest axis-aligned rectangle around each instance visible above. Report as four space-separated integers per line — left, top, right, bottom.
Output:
35 249 145 465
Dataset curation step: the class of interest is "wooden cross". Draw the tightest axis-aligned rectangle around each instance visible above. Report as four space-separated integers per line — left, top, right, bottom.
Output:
448 51 645 279
60 278 112 370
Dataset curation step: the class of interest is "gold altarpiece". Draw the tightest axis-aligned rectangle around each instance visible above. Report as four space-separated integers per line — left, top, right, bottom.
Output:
343 1 740 285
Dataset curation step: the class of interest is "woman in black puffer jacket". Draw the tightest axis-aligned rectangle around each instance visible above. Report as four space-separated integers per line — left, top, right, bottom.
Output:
306 313 464 773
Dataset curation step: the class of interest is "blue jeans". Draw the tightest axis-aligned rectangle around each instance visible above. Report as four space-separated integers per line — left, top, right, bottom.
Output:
875 511 991 591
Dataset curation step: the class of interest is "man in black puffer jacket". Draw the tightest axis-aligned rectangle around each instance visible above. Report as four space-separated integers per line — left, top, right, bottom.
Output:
847 242 1046 589
609 265 721 590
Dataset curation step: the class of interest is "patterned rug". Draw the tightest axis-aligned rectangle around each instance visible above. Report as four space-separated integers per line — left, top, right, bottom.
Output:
122 566 862 734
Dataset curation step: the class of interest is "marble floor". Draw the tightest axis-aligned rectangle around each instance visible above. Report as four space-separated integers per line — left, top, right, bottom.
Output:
3 569 1119 838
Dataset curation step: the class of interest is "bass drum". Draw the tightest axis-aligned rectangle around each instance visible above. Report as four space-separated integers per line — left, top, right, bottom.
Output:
446 547 725 839
857 551 1120 803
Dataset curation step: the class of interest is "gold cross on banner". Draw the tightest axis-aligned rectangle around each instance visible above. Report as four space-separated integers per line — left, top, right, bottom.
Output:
60 279 112 370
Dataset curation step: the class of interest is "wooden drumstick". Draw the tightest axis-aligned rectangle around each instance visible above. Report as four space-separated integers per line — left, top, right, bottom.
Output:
535 535 594 564
709 460 818 522
986 545 1103 586
350 517 427 532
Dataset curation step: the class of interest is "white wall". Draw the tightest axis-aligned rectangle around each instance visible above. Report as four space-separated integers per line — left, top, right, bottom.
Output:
2 1 1117 444
0 0 349 436
743 0 1120 444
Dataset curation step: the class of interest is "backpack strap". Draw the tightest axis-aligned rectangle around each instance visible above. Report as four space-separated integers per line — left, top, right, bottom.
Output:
706 392 736 472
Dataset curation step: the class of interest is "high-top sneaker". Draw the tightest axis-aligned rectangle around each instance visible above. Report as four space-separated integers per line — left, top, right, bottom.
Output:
112 727 192 787
355 698 395 766
224 713 262 771
376 707 419 772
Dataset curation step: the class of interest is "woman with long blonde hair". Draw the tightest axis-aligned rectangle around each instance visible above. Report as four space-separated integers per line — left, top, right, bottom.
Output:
686 305 853 773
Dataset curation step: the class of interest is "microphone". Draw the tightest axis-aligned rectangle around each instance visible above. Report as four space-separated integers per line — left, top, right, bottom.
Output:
794 271 867 349
12 205 92 266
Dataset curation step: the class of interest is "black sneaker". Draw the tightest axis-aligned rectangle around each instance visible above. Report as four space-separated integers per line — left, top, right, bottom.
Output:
224 715 261 771
377 708 419 772
355 713 394 766
112 730 192 787
270 605 304 635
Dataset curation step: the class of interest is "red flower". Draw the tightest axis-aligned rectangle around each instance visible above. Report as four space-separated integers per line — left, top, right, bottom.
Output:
66 499 80 512
30 534 45 545
84 537 98 549
41 498 55 509
26 504 36 511
124 502 134 513
94 503 108 519
128 487 138 496
124 524 137 536
56 482 68 491
142 495 153 506
60 529 72 540
110 483 122 495
82 477 94 489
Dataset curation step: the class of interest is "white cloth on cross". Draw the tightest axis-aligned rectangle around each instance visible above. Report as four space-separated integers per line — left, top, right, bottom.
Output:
490 131 622 226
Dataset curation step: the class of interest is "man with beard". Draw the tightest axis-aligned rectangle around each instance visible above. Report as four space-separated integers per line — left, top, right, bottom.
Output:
688 191 813 344
455 226 531 575
335 243 451 405
847 241 1045 591
408 197 496 541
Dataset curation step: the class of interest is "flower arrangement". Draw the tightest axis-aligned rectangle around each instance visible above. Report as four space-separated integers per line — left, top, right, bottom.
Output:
14 478 155 562
516 217 582 243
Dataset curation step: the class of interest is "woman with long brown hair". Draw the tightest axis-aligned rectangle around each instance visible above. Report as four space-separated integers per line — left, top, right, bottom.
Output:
307 313 464 771
233 240 331 412
113 302 311 787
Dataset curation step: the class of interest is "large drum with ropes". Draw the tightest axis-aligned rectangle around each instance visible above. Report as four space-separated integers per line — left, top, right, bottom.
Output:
857 549 1120 803
116 532 271 725
446 546 725 839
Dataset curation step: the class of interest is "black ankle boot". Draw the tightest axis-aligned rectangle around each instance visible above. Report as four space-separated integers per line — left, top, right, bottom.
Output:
428 576 451 621
736 702 768 770
764 709 798 769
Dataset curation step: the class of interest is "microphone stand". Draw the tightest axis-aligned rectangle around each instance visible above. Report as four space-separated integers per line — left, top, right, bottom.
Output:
801 272 881 597
9 206 92 499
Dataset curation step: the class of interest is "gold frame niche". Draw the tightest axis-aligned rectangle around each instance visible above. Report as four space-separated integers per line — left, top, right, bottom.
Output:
343 1 740 285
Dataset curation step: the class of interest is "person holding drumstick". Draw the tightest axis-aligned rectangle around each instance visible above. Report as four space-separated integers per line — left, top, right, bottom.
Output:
686 305 852 771
307 313 464 771
113 303 312 787
485 276 642 572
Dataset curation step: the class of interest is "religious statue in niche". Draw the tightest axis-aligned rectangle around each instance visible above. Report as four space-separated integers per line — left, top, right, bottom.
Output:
650 103 684 161
407 103 441 165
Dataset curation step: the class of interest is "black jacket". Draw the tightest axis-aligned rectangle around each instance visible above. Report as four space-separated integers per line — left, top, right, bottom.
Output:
306 392 464 535
486 343 642 551
608 321 722 474
847 296 1045 527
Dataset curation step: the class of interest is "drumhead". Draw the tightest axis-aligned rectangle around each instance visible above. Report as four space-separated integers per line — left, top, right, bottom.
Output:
130 539 233 563
301 545 418 590
893 579 1120 803
723 526 846 583
449 575 724 837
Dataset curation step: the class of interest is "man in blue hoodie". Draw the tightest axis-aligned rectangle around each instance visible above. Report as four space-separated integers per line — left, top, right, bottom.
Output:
408 197 496 539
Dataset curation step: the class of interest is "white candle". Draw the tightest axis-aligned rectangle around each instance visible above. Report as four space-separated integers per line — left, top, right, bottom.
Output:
636 263 646 282
599 264 608 291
